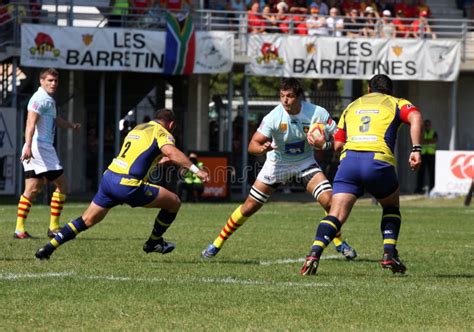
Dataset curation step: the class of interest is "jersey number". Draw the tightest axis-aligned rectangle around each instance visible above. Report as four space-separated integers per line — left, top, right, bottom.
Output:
120 141 132 158
359 116 371 133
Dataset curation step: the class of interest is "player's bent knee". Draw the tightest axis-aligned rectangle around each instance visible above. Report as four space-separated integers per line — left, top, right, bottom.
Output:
312 180 332 201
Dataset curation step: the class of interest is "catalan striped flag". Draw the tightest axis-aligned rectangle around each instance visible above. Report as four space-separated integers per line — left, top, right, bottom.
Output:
163 12 195 75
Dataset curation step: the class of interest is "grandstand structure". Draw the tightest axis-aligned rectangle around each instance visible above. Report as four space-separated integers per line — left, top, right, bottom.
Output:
0 1 473 197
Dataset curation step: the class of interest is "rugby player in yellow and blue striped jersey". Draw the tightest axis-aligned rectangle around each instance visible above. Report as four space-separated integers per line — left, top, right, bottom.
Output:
35 108 209 260
301 74 424 275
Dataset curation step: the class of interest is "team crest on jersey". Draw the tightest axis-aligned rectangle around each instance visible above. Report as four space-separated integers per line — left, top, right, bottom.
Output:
303 125 310 133
280 123 287 132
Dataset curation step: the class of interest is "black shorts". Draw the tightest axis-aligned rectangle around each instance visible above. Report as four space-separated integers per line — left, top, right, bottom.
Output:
25 169 64 182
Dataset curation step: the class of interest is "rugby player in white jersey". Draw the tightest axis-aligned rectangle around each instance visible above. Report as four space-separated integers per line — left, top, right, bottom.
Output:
15 68 80 239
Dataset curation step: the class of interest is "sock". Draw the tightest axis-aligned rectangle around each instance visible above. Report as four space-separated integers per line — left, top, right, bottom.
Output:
381 207 401 256
43 217 88 254
50 192 66 230
310 215 342 257
148 210 177 241
213 205 248 249
16 195 32 233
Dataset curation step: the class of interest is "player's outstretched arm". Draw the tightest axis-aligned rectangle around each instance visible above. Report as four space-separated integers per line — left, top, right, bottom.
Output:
161 144 209 182
248 131 274 156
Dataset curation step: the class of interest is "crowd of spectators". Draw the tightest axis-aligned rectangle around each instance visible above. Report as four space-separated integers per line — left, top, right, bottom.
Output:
242 0 439 38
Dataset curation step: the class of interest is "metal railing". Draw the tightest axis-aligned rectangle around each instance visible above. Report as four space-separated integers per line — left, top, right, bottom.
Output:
1 2 474 61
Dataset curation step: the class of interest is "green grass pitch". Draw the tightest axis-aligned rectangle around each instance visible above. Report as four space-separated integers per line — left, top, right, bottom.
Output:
0 197 473 330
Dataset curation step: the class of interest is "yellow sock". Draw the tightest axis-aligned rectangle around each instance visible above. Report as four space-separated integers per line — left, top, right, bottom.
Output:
213 205 248 249
16 195 32 233
50 192 66 230
333 236 343 247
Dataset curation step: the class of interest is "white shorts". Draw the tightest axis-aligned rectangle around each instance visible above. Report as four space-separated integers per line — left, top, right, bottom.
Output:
256 158 322 186
22 141 62 174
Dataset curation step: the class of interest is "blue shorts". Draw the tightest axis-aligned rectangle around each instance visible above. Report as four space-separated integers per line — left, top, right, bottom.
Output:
333 151 398 199
92 170 160 208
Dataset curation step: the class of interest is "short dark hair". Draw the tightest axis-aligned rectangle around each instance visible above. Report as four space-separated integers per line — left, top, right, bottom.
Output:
280 78 304 97
154 108 175 123
369 74 393 95
39 68 58 80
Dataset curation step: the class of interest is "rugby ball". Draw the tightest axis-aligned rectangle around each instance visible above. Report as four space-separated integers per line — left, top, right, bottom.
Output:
308 122 326 140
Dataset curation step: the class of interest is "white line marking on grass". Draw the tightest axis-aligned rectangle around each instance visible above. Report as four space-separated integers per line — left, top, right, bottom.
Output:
0 272 73 280
201 276 332 288
259 255 340 266
0 272 332 288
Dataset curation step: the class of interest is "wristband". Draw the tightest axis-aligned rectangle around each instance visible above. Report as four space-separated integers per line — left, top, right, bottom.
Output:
189 164 200 174
412 144 422 152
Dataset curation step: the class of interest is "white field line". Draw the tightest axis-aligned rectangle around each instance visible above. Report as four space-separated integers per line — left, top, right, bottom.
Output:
0 272 74 280
259 255 340 266
0 272 333 288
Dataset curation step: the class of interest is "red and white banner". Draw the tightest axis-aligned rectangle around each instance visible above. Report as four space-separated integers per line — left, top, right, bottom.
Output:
247 35 461 81
433 150 474 195
20 24 233 74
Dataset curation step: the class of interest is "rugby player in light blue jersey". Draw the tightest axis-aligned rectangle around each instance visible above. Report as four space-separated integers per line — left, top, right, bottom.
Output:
202 78 357 260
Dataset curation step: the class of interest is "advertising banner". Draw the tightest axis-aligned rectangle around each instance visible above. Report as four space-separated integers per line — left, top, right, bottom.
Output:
247 35 461 81
0 108 17 195
21 24 233 74
433 150 474 195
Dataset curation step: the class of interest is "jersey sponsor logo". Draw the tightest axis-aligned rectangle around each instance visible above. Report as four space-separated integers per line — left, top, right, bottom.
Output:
112 158 128 169
284 141 305 155
355 110 379 114
280 123 287 132
350 135 378 142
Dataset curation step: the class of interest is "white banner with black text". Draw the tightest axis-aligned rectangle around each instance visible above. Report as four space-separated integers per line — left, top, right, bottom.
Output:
20 24 234 74
247 35 461 81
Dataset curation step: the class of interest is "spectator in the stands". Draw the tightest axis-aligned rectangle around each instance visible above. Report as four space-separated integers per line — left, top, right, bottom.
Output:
362 6 378 37
290 0 309 14
411 10 436 39
307 4 328 36
378 9 396 38
275 1 291 33
344 8 364 37
327 7 344 36
358 0 379 14
392 9 410 38
248 2 266 33
309 0 329 16
262 4 278 32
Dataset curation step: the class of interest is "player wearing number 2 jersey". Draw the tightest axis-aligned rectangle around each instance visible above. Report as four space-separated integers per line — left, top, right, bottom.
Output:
301 74 424 276
35 109 209 260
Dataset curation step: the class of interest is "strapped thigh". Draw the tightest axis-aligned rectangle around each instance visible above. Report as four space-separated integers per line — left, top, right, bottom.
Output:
312 180 332 200
249 186 270 204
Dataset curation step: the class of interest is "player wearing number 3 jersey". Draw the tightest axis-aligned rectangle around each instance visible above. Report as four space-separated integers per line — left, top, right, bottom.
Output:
35 109 209 260
301 74 424 276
